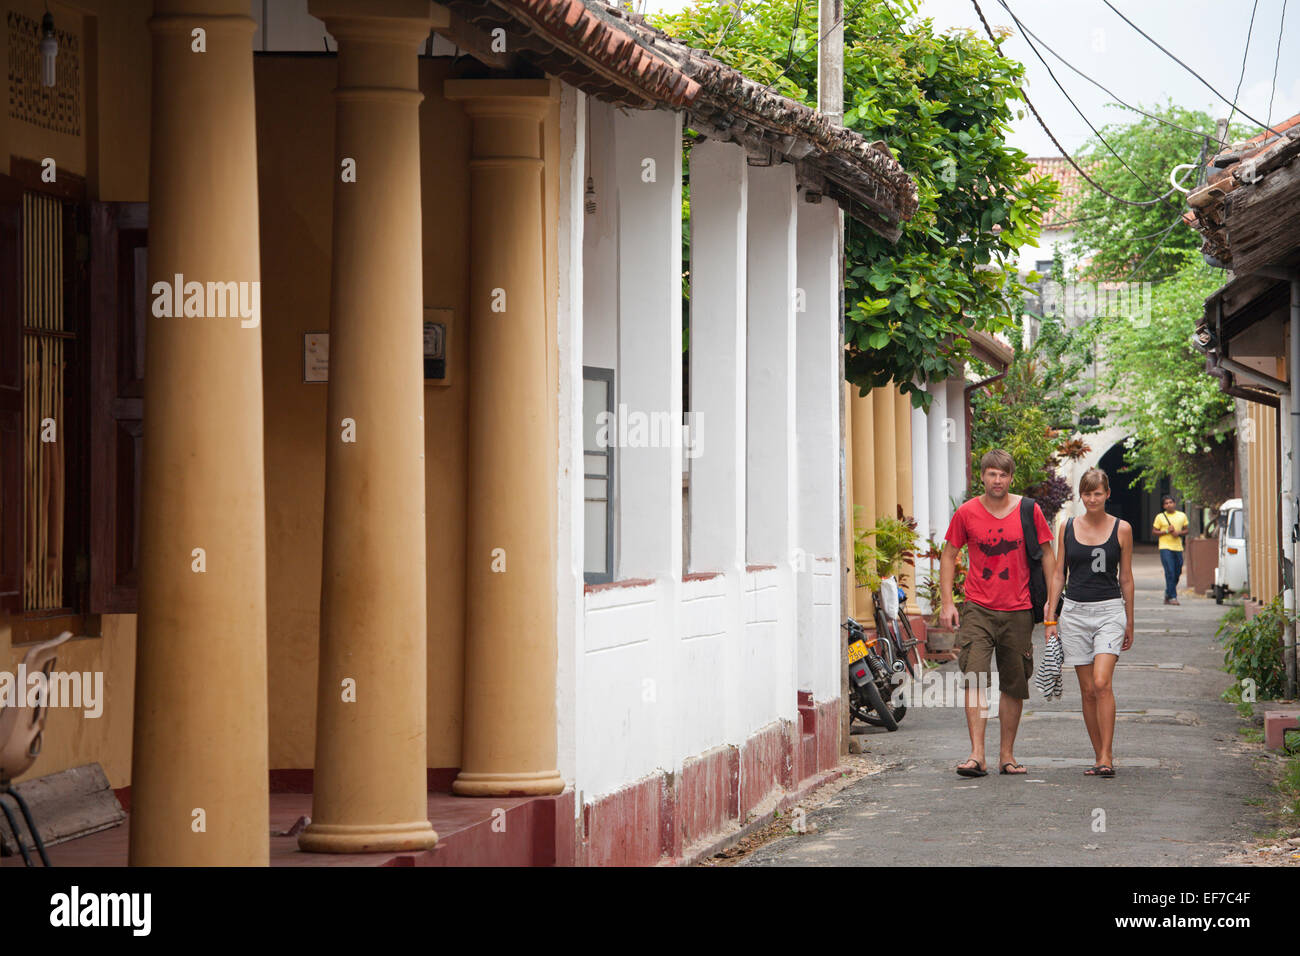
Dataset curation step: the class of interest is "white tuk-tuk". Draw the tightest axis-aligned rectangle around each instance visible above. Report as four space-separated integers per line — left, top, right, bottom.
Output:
1214 497 1247 604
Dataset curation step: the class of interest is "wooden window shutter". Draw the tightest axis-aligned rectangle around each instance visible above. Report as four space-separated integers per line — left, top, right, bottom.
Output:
0 176 22 610
89 202 147 614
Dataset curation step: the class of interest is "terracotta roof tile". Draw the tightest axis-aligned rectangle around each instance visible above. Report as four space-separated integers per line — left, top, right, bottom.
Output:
1027 156 1090 230
445 0 917 238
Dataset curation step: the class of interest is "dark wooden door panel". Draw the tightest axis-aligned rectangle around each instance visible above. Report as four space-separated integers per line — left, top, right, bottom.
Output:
89 201 147 614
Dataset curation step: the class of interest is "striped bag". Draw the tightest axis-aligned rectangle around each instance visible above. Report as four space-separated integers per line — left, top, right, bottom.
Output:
1036 636 1064 701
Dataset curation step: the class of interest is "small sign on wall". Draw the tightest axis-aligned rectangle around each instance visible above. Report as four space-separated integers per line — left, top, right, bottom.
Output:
424 307 453 386
303 331 329 383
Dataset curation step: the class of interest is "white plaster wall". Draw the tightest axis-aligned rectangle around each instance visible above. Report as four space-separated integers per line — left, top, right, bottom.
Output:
581 583 672 799
574 132 810 807
740 567 796 737
946 377 969 503
794 195 842 702
927 380 952 542
1016 227 1074 276
677 574 730 760
582 100 619 371
910 380 932 613
745 164 798 566
685 140 748 751
556 85 585 793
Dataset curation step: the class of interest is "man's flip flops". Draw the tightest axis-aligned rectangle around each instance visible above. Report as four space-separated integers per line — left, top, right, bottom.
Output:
1085 765 1116 776
999 763 1026 775
956 759 988 778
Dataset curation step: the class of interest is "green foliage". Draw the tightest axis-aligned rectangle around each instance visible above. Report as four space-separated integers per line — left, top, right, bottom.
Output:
852 506 882 592
969 304 1105 486
653 0 1055 409
1066 102 1251 282
917 536 965 619
852 506 918 590
1098 248 1235 502
872 510 919 580
1217 596 1291 701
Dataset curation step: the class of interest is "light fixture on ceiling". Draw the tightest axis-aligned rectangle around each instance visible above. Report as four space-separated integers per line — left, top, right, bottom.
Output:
40 11 58 88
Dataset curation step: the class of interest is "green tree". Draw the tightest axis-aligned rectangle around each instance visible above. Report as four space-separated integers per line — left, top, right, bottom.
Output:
1098 249 1235 503
1066 102 1249 282
654 0 1056 410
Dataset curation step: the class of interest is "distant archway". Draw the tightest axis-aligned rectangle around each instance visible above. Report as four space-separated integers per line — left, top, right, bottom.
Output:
1097 441 1173 545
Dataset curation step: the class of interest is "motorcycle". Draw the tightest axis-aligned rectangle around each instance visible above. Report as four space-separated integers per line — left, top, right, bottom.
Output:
844 617 907 731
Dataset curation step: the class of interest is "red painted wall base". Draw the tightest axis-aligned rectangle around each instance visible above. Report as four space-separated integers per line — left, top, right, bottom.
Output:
579 694 842 866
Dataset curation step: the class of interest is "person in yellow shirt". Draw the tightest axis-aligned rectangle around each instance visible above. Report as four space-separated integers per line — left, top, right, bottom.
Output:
1152 494 1188 605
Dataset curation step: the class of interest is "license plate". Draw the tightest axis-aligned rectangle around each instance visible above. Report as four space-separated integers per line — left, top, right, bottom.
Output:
848 640 868 664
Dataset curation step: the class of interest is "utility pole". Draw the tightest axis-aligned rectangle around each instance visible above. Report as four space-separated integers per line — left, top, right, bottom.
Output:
818 0 844 126
819 0 850 753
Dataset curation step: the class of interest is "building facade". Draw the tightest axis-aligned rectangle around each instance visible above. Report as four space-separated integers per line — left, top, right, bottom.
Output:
0 0 920 865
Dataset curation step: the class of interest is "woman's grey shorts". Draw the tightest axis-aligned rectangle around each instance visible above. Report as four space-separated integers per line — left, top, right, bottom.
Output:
1058 596 1127 665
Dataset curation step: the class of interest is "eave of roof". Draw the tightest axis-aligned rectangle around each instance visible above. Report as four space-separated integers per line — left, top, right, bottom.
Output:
443 0 919 240
966 328 1013 369
1185 116 1300 268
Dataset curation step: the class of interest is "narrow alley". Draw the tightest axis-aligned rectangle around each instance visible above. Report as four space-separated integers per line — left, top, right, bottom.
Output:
742 548 1276 866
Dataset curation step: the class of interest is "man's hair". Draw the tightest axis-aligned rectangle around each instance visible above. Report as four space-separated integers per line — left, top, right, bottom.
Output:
1161 493 1176 505
979 449 1015 476
1079 468 1110 495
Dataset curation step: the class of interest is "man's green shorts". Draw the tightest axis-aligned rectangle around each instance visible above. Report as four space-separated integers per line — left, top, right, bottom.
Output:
956 601 1035 700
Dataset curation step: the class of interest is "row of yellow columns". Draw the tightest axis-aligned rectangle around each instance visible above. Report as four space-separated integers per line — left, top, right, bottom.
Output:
130 0 561 866
845 381 916 621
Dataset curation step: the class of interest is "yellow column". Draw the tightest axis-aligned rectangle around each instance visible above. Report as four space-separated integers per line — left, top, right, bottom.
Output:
446 79 565 797
872 382 898 532
894 385 918 614
130 0 268 866
298 0 437 854
850 387 876 619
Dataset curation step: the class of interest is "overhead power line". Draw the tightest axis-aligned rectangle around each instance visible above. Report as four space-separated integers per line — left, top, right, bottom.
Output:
1101 0 1284 138
1268 0 1288 128
998 0 1186 210
1225 0 1261 131
993 2 1211 142
969 0 1192 210
756 0 869 98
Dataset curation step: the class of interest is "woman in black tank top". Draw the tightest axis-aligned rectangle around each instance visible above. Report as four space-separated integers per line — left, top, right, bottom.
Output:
1063 514 1122 601
1044 468 1135 778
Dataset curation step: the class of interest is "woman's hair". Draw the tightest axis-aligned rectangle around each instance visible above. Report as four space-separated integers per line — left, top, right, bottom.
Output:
1079 468 1110 495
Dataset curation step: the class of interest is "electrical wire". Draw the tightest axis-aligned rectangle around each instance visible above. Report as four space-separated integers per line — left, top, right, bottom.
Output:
998 0 1184 210
782 0 806 75
1224 0 1261 131
1268 0 1288 128
970 0 1191 209
993 2 1211 142
710 0 747 55
1100 0 1284 138
756 0 869 98
1122 215 1184 280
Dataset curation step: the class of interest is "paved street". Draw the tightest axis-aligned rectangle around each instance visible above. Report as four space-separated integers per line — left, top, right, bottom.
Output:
743 546 1276 866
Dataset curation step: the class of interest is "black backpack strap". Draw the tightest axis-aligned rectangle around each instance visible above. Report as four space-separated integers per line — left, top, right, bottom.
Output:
1021 496 1041 559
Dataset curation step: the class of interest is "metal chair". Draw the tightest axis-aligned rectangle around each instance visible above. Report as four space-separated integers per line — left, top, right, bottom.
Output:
0 630 73 866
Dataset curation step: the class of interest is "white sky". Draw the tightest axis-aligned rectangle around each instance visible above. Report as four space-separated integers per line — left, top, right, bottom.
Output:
636 0 1300 160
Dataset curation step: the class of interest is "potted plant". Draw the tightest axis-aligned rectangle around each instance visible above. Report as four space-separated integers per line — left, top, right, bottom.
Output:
853 506 919 622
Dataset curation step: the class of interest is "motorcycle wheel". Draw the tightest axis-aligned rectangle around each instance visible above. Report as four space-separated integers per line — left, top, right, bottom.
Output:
860 679 899 732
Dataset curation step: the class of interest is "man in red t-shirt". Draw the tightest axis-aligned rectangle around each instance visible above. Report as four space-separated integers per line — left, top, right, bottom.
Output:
939 449 1055 778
